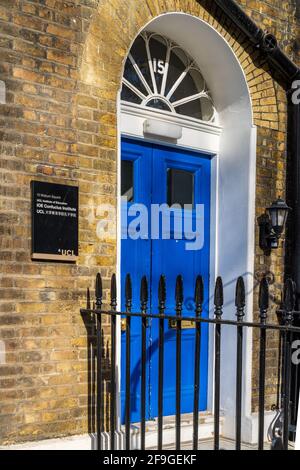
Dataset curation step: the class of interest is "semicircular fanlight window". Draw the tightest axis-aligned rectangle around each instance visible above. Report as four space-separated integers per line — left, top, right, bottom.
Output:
121 32 216 123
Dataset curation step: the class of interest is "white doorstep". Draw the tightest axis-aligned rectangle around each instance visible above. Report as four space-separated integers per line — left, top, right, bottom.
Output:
0 412 221 451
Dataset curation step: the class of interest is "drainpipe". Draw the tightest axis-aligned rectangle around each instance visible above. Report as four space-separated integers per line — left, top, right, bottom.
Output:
211 0 300 305
213 0 299 80
287 96 300 306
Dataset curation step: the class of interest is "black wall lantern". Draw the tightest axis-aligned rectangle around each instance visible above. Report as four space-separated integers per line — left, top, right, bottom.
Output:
259 198 291 255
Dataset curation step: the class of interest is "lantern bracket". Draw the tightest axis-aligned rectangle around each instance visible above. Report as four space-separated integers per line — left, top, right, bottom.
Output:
258 213 279 255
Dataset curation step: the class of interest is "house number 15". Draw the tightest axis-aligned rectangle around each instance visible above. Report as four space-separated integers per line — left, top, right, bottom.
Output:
153 59 166 75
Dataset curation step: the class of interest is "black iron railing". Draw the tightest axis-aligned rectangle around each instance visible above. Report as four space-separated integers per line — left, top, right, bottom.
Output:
81 274 300 451
290 316 300 442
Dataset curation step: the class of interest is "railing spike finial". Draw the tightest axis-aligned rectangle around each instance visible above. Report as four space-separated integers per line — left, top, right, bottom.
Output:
195 275 204 307
284 278 296 313
96 272 102 300
235 277 246 310
125 274 132 305
158 275 166 305
95 273 102 308
283 278 296 325
235 277 246 323
175 275 184 305
87 287 91 310
140 276 148 305
259 277 269 312
214 277 224 309
110 273 117 307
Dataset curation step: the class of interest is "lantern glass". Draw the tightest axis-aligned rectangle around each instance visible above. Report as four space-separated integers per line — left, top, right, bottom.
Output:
267 199 290 237
277 208 288 227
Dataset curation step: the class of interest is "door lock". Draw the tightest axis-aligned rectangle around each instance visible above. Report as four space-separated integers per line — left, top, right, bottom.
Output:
121 317 150 331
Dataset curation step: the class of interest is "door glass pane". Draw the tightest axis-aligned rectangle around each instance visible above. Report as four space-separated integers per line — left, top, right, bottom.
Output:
167 168 194 208
123 58 147 96
175 99 202 120
170 69 205 104
165 47 189 97
131 35 154 93
148 34 168 93
146 98 172 112
200 96 215 122
121 160 134 202
169 73 198 104
121 84 142 105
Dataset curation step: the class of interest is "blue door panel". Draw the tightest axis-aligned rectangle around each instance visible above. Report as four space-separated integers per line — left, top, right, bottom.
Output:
121 138 211 423
120 140 152 423
150 145 210 418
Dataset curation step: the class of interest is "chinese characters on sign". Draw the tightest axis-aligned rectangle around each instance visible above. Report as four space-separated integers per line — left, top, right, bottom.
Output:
31 181 78 261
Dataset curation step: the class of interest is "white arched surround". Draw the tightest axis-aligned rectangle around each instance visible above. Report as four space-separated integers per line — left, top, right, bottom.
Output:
117 12 260 444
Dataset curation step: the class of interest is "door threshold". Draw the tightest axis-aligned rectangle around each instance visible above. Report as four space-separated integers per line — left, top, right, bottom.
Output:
108 412 223 450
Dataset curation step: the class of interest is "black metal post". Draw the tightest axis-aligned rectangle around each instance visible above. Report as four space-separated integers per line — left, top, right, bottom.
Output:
214 277 223 451
286 95 300 311
125 274 132 450
286 95 300 440
95 273 102 451
235 277 245 450
110 274 117 451
175 275 183 450
283 280 296 450
193 276 204 451
258 277 269 450
140 276 148 450
291 357 299 441
158 275 166 450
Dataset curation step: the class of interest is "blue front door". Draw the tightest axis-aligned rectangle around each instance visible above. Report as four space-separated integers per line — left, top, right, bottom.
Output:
121 137 211 423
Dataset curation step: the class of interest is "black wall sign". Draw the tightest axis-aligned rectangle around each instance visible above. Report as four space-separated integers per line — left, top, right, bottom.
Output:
31 181 78 262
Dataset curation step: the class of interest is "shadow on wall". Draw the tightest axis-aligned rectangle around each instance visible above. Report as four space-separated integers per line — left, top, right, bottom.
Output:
81 289 111 439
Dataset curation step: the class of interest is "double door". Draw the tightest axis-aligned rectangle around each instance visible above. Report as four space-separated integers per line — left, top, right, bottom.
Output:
120 137 211 423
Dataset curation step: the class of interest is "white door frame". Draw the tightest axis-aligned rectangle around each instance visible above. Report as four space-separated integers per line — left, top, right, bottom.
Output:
115 11 258 443
115 101 222 428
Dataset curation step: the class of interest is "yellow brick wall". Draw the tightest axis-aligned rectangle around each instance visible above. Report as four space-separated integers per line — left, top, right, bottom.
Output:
0 0 299 443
